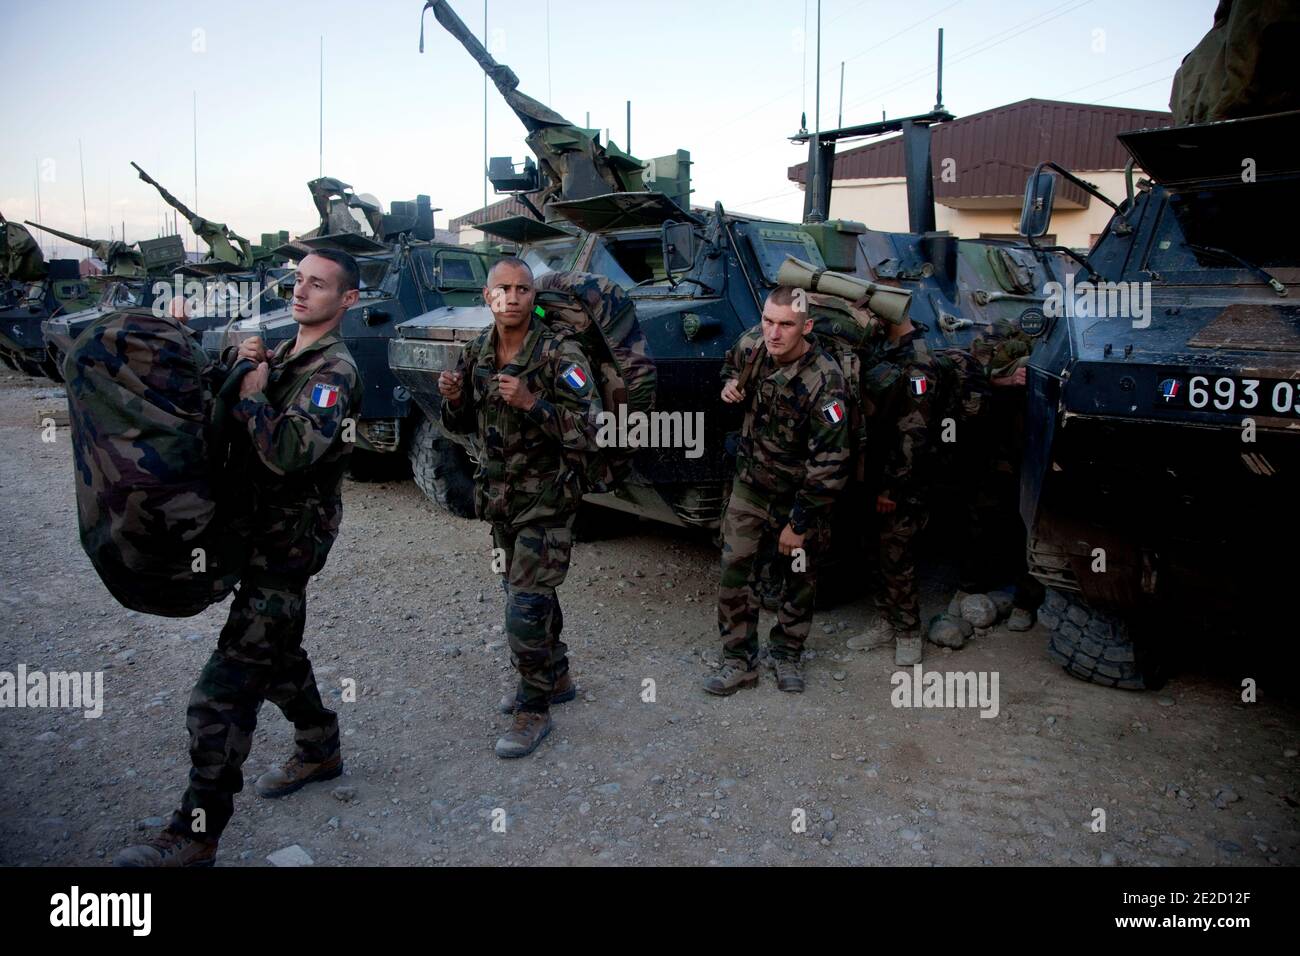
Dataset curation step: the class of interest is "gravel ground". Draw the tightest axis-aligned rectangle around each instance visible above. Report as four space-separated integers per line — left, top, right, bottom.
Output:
1 365 1297 867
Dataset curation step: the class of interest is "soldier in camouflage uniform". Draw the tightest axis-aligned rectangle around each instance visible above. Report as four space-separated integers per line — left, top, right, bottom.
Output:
705 286 850 696
950 317 1044 630
846 315 940 665
116 249 362 867
438 257 602 758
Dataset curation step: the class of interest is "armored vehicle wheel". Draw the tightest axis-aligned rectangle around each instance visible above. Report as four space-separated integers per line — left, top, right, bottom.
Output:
39 356 64 383
15 356 46 378
1040 587 1165 691
409 414 476 518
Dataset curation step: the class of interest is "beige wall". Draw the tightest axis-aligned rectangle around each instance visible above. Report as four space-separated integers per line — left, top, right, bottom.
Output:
455 225 488 246
819 169 1133 250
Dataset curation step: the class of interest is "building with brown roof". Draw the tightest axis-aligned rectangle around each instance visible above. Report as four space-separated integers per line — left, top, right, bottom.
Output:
789 99 1172 249
449 193 543 245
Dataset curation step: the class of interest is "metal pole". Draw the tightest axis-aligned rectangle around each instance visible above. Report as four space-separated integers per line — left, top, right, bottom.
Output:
34 166 43 255
193 91 199 256
814 0 821 136
483 0 488 213
626 100 631 154
79 139 89 239
808 0 825 223
319 36 324 177
935 28 945 111
838 62 845 129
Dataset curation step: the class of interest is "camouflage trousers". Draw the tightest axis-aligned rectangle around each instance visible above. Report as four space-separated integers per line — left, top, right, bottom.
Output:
168 572 338 842
491 517 575 713
954 406 1044 611
717 480 828 666
876 501 928 632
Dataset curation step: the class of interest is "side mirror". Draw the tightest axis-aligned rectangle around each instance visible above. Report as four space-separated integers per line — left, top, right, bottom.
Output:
1019 169 1056 239
662 220 697 274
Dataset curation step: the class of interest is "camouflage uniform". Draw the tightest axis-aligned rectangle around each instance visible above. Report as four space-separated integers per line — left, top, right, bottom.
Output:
861 328 939 632
170 331 359 842
441 314 601 713
953 318 1043 611
717 327 850 665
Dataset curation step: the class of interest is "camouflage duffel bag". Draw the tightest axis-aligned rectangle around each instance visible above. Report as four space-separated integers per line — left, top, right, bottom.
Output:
533 270 657 491
63 308 252 617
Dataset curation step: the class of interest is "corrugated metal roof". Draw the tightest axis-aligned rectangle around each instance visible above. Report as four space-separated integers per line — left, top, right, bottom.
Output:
788 99 1174 204
449 193 545 231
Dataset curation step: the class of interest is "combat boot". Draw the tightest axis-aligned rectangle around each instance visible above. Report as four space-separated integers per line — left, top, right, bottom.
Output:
254 751 343 799
702 661 759 696
113 829 217 868
895 630 924 666
495 710 553 758
773 657 805 693
497 672 578 715
847 620 897 651
1006 607 1035 631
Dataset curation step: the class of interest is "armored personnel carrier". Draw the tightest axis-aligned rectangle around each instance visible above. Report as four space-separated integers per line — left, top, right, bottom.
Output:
0 215 95 378
31 224 187 374
393 0 1067 527
1018 3 1300 688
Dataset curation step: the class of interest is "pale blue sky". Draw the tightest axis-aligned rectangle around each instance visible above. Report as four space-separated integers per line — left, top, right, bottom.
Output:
2 0 1216 257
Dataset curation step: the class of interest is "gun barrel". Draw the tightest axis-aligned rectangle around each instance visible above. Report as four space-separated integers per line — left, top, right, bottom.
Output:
131 161 198 222
428 1 513 88
23 221 97 249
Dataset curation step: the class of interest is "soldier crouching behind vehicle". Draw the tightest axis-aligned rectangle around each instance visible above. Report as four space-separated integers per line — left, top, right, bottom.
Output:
437 257 603 758
705 286 850 696
116 249 363 867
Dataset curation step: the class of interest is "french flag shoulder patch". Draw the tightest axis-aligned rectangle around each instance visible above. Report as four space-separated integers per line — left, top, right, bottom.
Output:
909 373 929 396
561 363 589 392
311 383 340 409
821 400 845 425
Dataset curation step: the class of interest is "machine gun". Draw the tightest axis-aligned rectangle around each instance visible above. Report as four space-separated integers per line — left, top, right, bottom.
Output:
420 0 691 219
131 161 254 268
23 221 151 278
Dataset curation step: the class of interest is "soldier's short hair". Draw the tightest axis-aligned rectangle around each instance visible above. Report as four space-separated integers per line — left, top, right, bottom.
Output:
765 285 804 313
305 248 360 292
487 256 534 286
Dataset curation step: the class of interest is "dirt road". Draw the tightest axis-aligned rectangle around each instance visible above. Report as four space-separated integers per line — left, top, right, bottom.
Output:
1 367 1296 867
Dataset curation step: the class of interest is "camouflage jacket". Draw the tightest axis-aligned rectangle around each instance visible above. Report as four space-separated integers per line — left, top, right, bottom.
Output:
860 327 938 504
721 327 850 530
227 330 360 555
968 316 1033 382
440 314 603 527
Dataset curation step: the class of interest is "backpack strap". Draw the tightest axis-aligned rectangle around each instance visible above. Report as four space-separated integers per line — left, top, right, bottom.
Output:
734 337 767 395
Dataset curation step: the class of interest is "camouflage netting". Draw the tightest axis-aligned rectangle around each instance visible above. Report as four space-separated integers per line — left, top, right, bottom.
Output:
1170 0 1300 125
3 220 48 283
64 309 249 616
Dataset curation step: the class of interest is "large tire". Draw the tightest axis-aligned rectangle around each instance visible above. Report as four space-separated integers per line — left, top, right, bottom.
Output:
1041 587 1164 690
408 414 476 518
